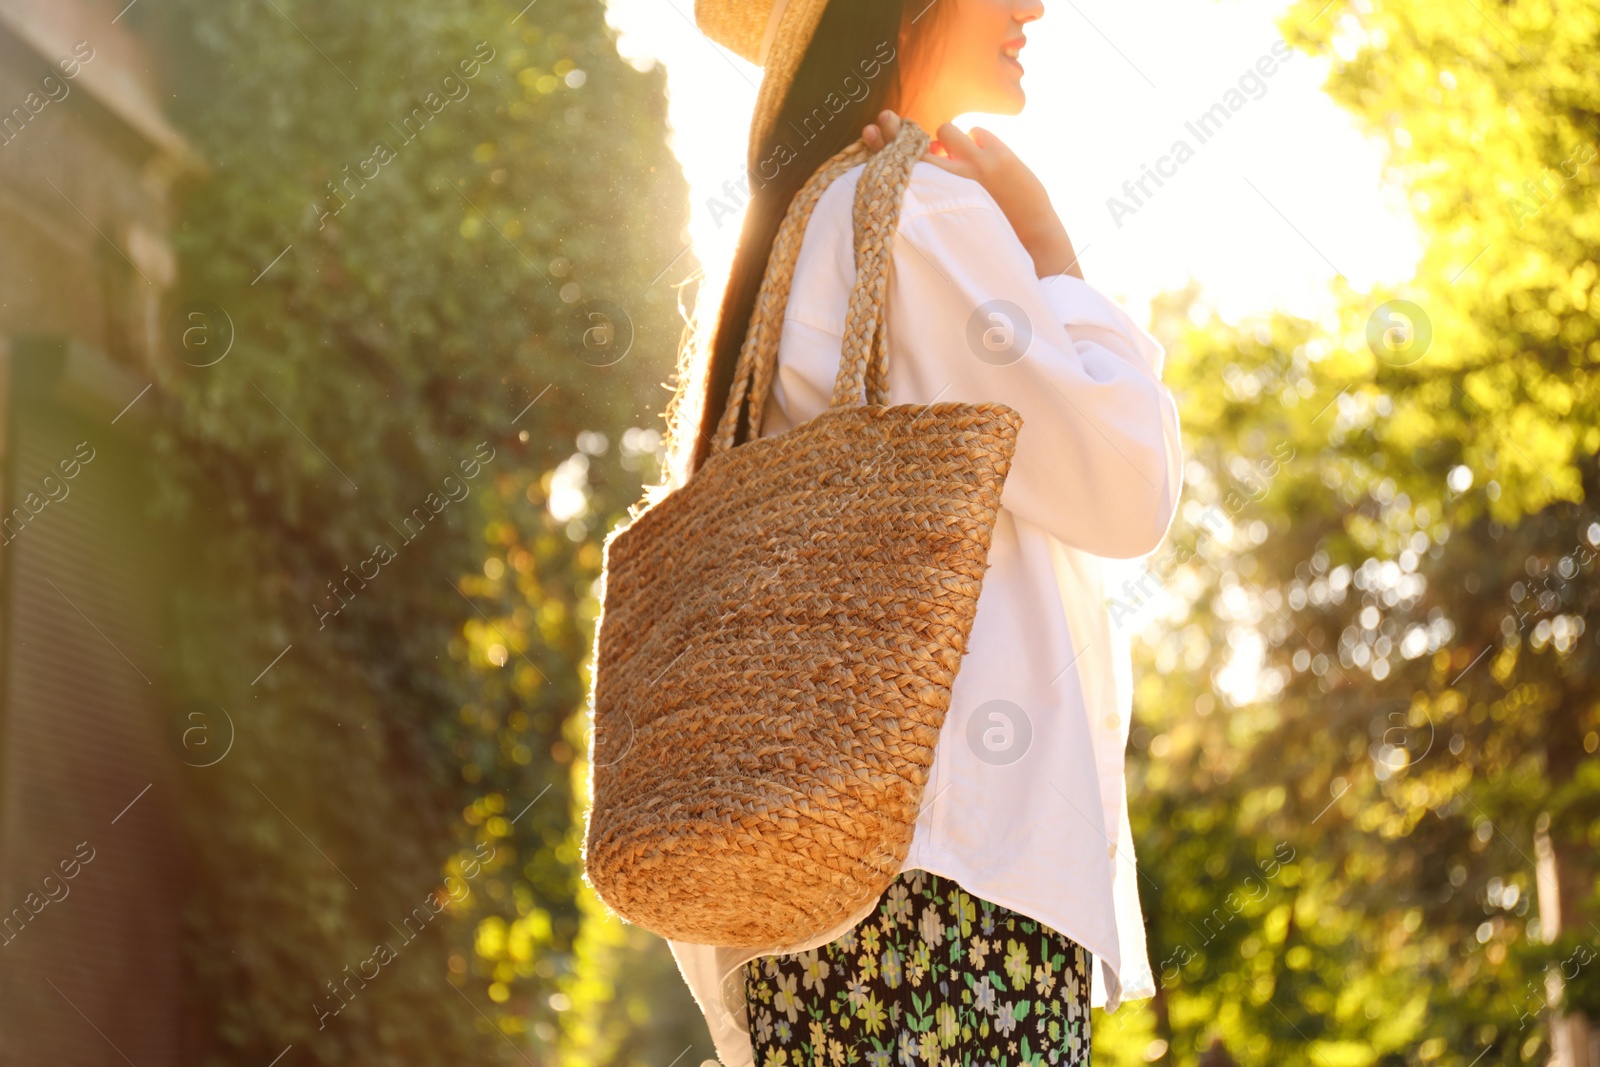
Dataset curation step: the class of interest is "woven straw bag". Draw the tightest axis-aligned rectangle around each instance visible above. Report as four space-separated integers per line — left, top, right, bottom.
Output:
583 121 1024 948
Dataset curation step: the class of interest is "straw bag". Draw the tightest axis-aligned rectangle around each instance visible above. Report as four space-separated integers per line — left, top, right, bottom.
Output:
583 121 1024 948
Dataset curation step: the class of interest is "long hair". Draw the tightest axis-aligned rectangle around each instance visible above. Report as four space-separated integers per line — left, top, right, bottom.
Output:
656 0 949 492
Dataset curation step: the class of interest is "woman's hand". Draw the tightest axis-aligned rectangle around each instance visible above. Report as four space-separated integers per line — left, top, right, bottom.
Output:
862 110 1084 280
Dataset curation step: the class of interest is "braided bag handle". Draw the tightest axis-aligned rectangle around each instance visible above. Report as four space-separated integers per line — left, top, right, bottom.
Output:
710 120 931 455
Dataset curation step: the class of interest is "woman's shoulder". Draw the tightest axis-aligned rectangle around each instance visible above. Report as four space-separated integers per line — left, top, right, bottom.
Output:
816 157 1004 222
902 160 1005 221
789 155 1017 320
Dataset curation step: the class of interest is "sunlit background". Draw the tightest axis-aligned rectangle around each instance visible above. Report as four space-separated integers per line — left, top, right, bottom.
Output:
1 0 1596 1063
605 0 1427 709
608 0 1423 326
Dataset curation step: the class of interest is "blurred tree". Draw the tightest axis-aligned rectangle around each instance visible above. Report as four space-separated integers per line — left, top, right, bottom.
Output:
139 0 700 1061
1091 0 1600 1062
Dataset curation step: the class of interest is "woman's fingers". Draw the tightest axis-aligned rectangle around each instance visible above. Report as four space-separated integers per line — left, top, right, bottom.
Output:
928 140 968 168
862 110 903 153
967 125 1004 150
936 122 983 164
920 145 979 181
864 113 989 184
968 126 1019 163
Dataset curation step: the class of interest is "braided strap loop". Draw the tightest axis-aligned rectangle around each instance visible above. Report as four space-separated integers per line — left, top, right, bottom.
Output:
708 144 866 455
710 121 928 453
830 121 929 409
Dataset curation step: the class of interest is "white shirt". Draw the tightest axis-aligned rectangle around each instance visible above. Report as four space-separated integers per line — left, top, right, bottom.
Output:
666 160 1184 1067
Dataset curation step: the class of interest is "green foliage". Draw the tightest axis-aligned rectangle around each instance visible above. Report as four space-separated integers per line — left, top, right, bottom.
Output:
142 0 690 1061
136 0 1600 1061
1091 0 1600 1062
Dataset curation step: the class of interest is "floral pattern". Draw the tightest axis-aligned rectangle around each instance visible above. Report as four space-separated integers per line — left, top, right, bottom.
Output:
743 870 1091 1067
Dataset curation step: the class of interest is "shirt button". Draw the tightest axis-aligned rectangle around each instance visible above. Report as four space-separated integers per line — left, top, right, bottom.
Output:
1108 844 1118 858
1104 713 1120 730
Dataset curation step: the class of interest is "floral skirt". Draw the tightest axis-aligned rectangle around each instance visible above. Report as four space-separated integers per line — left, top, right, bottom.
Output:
742 869 1092 1067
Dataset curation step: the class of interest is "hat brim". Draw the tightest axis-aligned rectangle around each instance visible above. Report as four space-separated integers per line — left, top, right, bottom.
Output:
743 0 832 173
693 0 773 62
694 0 840 174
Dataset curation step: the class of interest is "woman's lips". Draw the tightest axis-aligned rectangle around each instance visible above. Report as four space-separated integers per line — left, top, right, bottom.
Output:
1002 38 1026 73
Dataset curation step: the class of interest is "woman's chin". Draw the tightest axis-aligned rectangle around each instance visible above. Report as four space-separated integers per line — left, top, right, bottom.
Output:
947 83 1028 121
978 71 1028 114
989 85 1027 116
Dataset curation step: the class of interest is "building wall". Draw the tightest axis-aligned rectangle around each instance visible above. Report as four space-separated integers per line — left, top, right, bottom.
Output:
0 2 196 1064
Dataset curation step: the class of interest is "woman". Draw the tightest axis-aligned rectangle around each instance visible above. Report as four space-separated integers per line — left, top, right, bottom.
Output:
662 1 1184 1064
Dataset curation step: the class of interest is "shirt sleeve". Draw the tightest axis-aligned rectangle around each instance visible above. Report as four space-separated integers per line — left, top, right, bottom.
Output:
883 186 1183 559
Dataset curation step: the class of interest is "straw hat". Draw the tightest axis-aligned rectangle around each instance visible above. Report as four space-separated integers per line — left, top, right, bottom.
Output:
694 0 834 171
